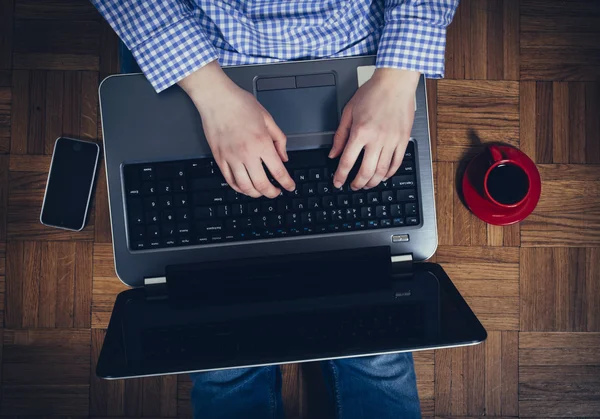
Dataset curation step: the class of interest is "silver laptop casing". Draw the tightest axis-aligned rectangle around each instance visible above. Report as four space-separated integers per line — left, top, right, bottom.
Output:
98 56 437 287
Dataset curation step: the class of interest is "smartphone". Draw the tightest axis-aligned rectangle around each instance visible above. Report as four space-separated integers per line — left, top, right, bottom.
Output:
40 137 100 231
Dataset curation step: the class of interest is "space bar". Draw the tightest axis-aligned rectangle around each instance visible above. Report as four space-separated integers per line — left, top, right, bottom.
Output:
286 148 329 169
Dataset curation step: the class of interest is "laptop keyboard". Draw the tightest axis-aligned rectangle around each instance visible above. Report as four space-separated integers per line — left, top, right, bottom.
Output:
123 142 419 250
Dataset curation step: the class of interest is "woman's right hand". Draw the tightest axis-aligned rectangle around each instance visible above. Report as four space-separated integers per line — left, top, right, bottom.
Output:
179 61 296 199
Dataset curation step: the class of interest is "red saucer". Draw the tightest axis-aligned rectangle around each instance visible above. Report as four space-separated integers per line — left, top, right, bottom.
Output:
462 146 541 226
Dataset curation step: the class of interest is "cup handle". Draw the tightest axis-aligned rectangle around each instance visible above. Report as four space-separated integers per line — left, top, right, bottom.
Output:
489 145 503 163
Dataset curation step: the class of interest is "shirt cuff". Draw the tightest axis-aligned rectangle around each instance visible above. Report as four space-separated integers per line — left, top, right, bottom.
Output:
376 20 447 79
131 14 218 93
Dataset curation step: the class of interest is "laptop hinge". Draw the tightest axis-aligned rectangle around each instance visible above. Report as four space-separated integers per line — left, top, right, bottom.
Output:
391 253 413 275
144 276 168 301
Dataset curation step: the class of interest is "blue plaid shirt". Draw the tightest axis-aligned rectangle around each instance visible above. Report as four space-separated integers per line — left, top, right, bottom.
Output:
92 0 458 93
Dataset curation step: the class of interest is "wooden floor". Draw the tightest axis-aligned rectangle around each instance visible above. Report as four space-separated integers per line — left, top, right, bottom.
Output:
0 0 599 417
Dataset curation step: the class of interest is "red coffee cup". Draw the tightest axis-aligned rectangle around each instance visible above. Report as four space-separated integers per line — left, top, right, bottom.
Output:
483 145 531 208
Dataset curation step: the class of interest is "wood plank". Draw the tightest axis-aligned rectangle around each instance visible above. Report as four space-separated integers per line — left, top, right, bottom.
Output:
568 82 586 164
0 154 8 240
585 82 600 163
436 245 520 263
7 170 95 241
8 153 51 172
10 70 29 155
13 53 99 71
521 212 600 247
90 328 126 416
15 0 101 20
537 164 600 181
1 329 91 415
44 71 64 154
519 332 600 416
502 0 519 80
80 71 98 141
552 82 569 163
426 79 437 162
0 0 14 69
520 82 537 161
434 162 453 245
535 82 553 163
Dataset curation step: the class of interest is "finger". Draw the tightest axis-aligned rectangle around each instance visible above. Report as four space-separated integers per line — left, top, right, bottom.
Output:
365 146 394 189
330 104 353 158
231 162 262 198
245 159 281 199
333 135 364 188
262 147 296 192
219 160 242 193
264 113 289 162
384 142 408 181
351 145 381 190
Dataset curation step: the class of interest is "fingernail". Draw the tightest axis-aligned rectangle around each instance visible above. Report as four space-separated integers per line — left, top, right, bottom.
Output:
333 181 341 188
382 177 388 182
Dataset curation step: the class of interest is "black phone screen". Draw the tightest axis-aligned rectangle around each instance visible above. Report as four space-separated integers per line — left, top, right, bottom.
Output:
41 138 99 230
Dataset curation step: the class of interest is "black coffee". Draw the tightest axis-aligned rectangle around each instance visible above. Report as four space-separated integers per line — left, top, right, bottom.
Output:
486 163 529 205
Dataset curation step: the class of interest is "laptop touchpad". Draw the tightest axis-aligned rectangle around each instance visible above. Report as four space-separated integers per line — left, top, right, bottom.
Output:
256 74 338 136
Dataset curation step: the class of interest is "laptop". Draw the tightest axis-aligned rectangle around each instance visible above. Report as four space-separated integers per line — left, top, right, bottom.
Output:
96 55 487 379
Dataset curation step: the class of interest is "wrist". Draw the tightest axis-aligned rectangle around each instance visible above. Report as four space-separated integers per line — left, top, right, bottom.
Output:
178 60 234 107
373 68 420 93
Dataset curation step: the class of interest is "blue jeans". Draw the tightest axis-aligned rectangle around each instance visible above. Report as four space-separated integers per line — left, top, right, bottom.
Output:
190 353 421 418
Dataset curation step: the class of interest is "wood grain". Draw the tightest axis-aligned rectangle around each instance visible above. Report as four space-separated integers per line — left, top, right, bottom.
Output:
519 332 600 416
521 248 600 332
1 329 91 415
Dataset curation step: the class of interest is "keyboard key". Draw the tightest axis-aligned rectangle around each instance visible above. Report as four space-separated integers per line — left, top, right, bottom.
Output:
268 214 284 227
176 209 190 222
162 223 175 237
191 178 227 191
217 205 230 217
174 179 186 192
367 220 379 228
146 211 159 224
405 203 418 216
195 191 226 205
254 216 268 229
293 199 306 210
323 196 335 208
404 142 415 160
330 209 344 221
232 204 246 216
309 169 322 181
227 190 245 202
390 204 403 217
399 162 415 174
178 237 191 245
248 203 261 214
131 226 145 240
376 206 389 218
337 195 350 207
352 194 366 206
361 207 375 219
144 197 158 210
262 202 277 213
354 221 366 229
316 210 328 223
197 220 223 233
177 223 190 234
301 212 314 224
328 224 341 232
308 197 321 209
294 170 307 182
132 241 145 250
393 217 405 226
406 216 419 225
392 175 415 189
382 190 395 203
345 208 359 220
317 182 331 194
149 239 161 248
162 210 174 222
158 181 172 194
142 182 156 195
194 206 215 219
286 213 300 226
147 225 160 238
302 183 317 196
156 165 174 180
380 219 391 227
175 194 188 207
396 189 417 202
159 196 173 209
140 166 154 180
367 192 380 204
